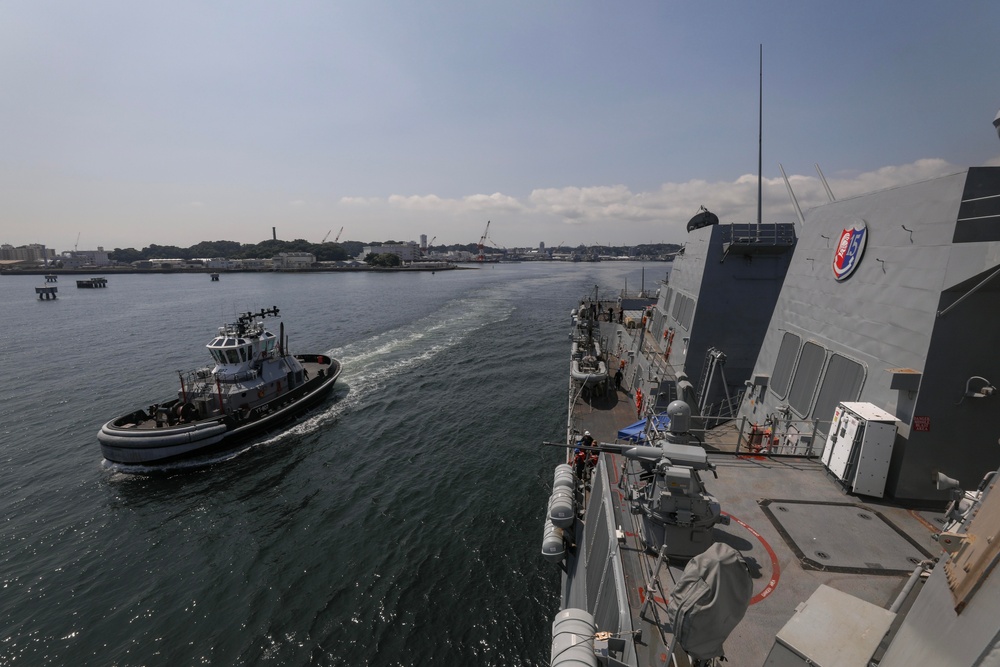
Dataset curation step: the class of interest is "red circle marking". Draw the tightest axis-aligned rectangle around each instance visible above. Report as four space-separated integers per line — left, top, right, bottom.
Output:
722 511 781 605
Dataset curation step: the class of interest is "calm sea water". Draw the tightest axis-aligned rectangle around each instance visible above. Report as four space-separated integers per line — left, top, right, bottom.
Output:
0 262 667 666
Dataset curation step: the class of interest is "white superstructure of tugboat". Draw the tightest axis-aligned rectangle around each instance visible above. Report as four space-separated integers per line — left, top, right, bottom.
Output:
98 307 341 464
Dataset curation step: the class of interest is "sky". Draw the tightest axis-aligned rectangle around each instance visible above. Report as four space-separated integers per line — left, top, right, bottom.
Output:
2 1 999 253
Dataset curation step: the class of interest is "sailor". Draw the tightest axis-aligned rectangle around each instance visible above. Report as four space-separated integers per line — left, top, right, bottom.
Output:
580 430 594 448
573 448 587 479
614 368 623 391
635 387 644 419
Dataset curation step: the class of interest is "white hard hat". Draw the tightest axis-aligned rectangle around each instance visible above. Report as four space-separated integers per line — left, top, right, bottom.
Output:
584 431 590 436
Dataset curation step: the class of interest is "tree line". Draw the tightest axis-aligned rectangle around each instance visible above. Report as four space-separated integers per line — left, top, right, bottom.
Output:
108 239 366 263
106 239 682 264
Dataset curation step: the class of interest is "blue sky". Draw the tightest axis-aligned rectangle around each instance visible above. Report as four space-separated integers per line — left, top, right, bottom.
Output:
2 1 999 252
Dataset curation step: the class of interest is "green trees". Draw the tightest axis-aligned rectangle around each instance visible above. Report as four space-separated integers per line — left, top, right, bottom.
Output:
108 239 354 263
363 252 402 267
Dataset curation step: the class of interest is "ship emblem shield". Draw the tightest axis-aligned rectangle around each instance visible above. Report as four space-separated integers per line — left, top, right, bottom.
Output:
832 220 868 281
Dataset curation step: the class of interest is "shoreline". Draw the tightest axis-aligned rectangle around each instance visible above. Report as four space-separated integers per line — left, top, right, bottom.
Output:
0 264 470 276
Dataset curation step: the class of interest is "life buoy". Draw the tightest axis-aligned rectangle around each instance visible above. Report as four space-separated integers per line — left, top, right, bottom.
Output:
257 389 265 398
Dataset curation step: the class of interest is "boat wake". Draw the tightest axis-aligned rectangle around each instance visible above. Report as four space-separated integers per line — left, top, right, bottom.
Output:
103 292 515 474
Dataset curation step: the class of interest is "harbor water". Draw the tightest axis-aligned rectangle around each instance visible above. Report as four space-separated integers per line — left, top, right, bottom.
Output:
0 262 667 666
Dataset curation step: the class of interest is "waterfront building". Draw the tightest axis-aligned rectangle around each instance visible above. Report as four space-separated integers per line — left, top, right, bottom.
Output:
0 244 55 264
273 252 316 270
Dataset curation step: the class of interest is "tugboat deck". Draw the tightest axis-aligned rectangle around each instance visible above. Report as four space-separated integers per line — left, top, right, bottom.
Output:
115 358 337 431
566 326 943 666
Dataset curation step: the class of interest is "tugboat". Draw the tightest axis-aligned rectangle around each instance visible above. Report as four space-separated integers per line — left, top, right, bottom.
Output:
98 307 341 464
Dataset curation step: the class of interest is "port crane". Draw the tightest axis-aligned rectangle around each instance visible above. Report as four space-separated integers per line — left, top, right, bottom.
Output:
322 226 344 244
476 221 491 261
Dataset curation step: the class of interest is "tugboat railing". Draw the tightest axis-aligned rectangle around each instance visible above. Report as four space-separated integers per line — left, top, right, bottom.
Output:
215 369 259 385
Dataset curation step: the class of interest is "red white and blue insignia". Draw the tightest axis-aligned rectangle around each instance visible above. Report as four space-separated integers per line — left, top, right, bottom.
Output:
832 220 868 281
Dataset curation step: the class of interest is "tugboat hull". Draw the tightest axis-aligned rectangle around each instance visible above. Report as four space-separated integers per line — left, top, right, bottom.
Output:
98 356 341 465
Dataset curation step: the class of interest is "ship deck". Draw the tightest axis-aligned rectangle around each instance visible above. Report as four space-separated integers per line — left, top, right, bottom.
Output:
563 322 945 666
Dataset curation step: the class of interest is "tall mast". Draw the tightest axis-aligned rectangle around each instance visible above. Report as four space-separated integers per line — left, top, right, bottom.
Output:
757 44 763 227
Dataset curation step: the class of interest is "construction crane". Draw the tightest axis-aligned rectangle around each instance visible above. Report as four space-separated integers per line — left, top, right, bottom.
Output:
321 229 333 243
477 220 491 262
333 226 344 243
425 236 437 256
74 232 80 253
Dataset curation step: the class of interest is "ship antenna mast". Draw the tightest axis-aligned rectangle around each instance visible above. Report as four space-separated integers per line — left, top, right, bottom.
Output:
757 44 763 227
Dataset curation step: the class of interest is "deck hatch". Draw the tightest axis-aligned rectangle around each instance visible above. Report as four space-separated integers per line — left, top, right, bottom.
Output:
758 499 933 575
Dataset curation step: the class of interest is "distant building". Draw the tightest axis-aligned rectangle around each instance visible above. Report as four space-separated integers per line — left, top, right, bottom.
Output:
60 247 111 268
420 234 428 249
197 257 235 270
273 252 316 270
361 242 420 262
233 258 269 271
0 244 55 264
445 250 477 262
146 258 203 269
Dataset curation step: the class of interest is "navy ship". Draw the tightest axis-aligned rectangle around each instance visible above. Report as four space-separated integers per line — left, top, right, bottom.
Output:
542 113 1000 665
98 307 341 464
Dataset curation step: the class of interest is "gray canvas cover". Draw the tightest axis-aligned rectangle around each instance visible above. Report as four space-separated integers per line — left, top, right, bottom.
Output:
667 542 753 661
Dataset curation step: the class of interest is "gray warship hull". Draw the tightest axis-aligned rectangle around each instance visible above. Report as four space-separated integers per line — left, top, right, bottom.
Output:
544 166 1000 665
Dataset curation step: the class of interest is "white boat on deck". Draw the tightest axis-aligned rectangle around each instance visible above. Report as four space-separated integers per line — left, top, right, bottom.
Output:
570 307 609 386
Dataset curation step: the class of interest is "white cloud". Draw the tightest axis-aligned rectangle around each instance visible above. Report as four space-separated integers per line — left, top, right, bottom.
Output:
528 158 965 228
387 192 523 213
338 196 381 206
325 157 977 245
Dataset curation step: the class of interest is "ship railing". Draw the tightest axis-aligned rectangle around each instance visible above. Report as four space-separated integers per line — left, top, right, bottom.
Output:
176 368 217 403
215 369 259 385
728 416 834 457
699 390 745 430
720 222 796 247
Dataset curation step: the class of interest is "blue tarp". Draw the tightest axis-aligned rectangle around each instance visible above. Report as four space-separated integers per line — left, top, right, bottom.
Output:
617 414 670 442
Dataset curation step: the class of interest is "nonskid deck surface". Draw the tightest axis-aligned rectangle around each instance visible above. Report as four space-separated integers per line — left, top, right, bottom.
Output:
571 386 944 666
